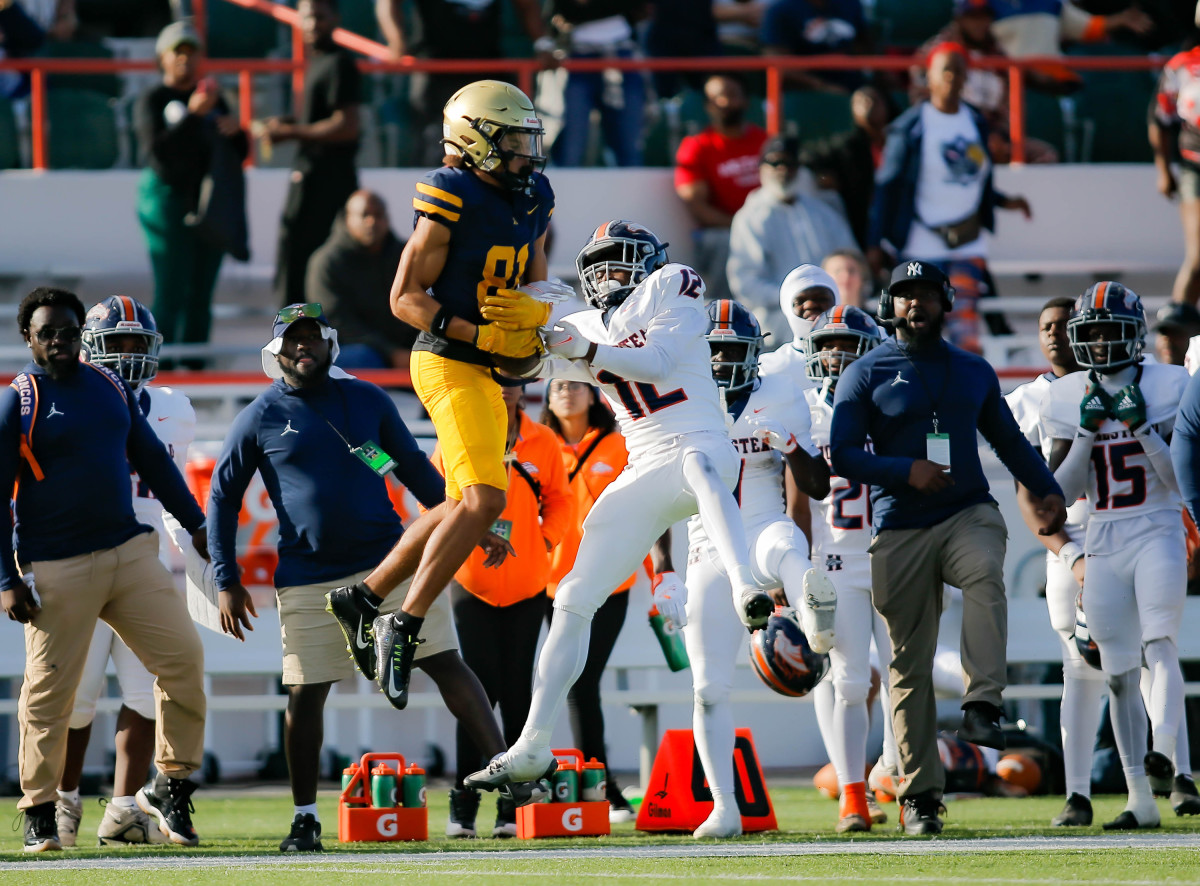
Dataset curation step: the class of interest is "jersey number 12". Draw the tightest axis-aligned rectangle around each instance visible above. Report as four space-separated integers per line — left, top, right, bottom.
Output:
595 370 687 420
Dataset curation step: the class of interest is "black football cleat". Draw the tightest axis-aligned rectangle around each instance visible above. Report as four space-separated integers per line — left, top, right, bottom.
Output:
1171 774 1200 816
374 613 423 711
326 585 379 680
1051 793 1093 827
1145 751 1175 796
279 813 322 851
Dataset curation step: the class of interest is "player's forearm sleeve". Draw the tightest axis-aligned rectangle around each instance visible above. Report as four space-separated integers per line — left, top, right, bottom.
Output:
1139 427 1180 496
208 422 259 589
1053 433 1094 504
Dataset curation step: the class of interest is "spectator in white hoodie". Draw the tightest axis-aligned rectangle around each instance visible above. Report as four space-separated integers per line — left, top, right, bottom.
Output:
758 263 840 382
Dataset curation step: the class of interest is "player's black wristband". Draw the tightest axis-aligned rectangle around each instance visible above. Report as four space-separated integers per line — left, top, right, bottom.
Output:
431 307 454 339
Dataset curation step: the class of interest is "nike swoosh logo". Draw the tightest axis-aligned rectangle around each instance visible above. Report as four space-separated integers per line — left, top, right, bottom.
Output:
527 205 538 215
352 620 370 650
157 417 169 422
387 656 402 698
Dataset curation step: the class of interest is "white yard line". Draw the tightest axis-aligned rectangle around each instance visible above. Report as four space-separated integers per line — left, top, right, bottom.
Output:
3 834 1199 872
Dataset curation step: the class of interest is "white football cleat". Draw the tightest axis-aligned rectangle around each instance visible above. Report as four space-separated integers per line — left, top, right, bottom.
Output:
736 588 774 631
464 746 557 792
693 803 742 839
800 569 837 654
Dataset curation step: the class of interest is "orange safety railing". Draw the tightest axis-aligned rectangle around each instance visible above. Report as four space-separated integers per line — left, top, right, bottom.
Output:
0 31 1165 170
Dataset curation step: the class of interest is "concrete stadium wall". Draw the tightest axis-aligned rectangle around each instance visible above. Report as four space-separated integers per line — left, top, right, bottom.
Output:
0 164 1184 282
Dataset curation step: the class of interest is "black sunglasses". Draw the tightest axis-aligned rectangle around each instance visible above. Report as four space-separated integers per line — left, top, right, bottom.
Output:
33 326 82 344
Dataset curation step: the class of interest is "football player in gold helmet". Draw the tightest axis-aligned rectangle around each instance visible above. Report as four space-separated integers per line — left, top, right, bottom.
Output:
324 80 566 729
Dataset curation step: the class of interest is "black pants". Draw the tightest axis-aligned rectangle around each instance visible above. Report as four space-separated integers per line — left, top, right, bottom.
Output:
273 165 357 307
452 585 545 785
546 590 629 767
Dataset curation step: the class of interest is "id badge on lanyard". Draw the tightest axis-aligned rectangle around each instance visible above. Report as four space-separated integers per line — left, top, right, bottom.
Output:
350 439 398 476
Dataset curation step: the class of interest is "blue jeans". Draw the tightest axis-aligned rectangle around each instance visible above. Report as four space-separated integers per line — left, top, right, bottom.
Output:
555 47 645 167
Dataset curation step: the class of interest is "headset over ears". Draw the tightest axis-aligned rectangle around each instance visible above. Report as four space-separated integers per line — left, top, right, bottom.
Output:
878 260 955 322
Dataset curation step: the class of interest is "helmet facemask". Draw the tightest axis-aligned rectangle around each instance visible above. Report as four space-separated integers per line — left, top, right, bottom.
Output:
707 336 762 395
454 117 546 195
577 240 644 311
805 331 874 388
1067 315 1145 373
82 326 163 389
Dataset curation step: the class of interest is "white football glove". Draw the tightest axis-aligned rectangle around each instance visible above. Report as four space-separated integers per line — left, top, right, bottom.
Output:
744 414 799 454
543 319 593 361
651 571 688 629
518 279 575 306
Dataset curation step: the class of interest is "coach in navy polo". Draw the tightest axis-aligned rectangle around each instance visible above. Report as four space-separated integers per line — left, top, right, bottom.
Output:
829 262 1066 834
0 287 209 851
207 304 522 851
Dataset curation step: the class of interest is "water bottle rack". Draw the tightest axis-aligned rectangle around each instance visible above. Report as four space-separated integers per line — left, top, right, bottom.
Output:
337 751 429 842
516 748 611 839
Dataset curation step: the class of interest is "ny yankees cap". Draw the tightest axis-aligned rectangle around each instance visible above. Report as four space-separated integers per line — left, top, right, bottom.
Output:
887 260 949 296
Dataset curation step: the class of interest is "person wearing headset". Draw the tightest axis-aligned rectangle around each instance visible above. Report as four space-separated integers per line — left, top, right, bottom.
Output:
828 261 1066 835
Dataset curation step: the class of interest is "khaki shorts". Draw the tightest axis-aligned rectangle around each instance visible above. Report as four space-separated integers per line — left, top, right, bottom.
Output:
276 570 460 685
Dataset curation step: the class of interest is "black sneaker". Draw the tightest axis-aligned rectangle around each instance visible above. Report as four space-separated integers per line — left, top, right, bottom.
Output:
1051 793 1093 827
326 585 380 680
899 792 946 836
279 813 322 851
446 788 480 838
1145 751 1175 796
136 773 199 846
501 778 552 808
374 614 423 711
958 702 1006 750
493 796 517 838
1171 774 1200 816
22 802 60 853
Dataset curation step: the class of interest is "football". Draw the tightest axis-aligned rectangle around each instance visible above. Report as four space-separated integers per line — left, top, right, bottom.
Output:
995 753 1042 795
490 352 545 380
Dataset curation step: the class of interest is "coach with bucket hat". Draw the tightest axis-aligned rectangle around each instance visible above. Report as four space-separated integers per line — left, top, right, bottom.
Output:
829 262 1066 834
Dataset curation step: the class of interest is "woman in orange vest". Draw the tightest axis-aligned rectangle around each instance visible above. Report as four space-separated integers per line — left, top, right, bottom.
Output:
436 383 574 839
543 378 644 822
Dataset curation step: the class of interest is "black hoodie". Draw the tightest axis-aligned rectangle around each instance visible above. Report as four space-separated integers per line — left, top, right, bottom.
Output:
304 217 416 360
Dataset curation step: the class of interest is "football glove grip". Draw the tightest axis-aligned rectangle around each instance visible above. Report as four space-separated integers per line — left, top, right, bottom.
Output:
1078 379 1113 434
543 319 593 361
651 571 688 629
474 323 543 359
744 414 799 454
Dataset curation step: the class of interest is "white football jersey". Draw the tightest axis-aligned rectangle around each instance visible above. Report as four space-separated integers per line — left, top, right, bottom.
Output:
1005 372 1088 533
1040 361 1188 549
132 386 197 563
758 342 814 396
806 387 872 556
687 372 818 548
554 263 727 463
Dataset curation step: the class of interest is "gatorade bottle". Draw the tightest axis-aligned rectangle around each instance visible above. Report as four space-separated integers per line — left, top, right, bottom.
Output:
648 605 690 672
402 764 427 809
371 764 398 808
553 762 579 803
581 759 606 803
342 764 363 801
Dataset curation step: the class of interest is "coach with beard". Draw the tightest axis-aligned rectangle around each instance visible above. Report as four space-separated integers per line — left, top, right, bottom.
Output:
829 262 1066 835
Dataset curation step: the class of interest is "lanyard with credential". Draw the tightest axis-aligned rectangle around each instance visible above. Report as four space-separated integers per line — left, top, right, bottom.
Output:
302 381 399 476
897 344 953 465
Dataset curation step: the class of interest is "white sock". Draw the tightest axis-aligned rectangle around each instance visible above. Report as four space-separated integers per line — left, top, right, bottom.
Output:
831 695 869 789
1143 638 1183 764
693 698 735 803
111 796 137 810
518 609 591 750
1108 668 1149 794
57 788 80 805
294 804 318 820
812 676 835 768
1176 706 1193 778
1061 660 1107 799
681 452 753 593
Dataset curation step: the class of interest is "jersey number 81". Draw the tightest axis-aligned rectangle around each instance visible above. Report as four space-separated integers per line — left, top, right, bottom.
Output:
477 244 530 304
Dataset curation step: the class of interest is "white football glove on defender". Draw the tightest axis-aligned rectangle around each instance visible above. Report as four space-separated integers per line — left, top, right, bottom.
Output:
518 280 576 306
744 414 799 454
543 319 594 361
652 571 689 629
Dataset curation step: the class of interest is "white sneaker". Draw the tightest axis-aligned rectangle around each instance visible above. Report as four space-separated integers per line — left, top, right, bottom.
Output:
693 803 742 838
55 796 82 848
868 759 899 801
735 588 773 631
97 801 167 846
800 569 837 654
464 747 557 791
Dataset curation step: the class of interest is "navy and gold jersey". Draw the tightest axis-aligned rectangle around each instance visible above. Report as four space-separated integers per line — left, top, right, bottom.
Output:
412 164 554 366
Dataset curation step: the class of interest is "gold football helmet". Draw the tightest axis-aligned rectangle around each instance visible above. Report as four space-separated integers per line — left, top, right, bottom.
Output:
442 80 546 193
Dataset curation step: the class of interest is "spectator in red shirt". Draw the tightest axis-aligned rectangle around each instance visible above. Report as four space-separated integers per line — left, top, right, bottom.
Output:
675 74 768 301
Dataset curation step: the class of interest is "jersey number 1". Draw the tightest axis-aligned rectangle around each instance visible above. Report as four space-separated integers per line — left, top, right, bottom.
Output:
595 370 687 420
